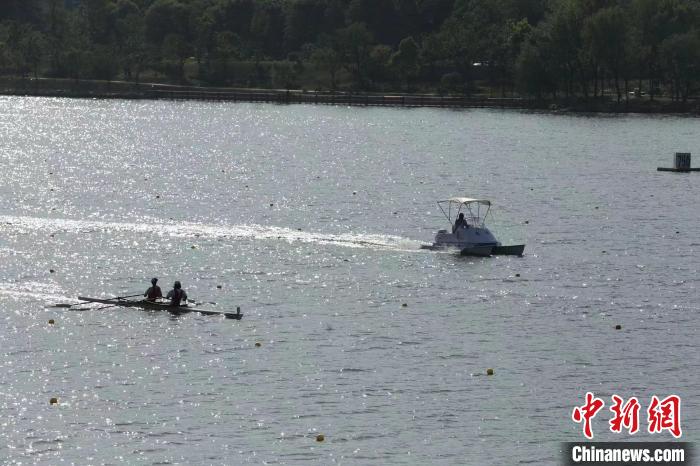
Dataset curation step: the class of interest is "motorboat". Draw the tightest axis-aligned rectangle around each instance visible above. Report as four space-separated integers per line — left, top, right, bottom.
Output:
420 197 525 257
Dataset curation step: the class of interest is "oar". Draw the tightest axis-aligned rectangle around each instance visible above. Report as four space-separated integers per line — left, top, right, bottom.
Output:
114 293 143 300
186 298 218 306
51 302 119 311
53 293 143 308
69 304 120 311
65 302 104 310
66 294 142 310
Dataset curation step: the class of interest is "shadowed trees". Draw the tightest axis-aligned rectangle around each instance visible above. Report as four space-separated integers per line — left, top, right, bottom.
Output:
390 36 419 89
311 46 341 89
0 0 696 101
583 6 630 102
335 22 374 89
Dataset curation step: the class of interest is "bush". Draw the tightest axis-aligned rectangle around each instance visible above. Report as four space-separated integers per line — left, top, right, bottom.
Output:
440 72 463 93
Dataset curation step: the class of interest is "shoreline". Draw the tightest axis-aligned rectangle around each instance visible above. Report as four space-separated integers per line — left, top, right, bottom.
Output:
2 77 699 114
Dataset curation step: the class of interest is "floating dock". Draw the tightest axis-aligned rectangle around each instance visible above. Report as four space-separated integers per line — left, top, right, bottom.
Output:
658 152 700 172
657 167 700 172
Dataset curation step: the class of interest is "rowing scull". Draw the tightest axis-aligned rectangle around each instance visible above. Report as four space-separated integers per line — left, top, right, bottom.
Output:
77 296 243 320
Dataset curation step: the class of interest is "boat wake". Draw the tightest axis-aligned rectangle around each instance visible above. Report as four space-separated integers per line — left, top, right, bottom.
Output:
0 281 72 305
0 215 425 252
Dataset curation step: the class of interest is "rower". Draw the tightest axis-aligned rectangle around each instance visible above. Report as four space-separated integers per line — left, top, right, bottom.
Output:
144 278 162 302
166 281 188 306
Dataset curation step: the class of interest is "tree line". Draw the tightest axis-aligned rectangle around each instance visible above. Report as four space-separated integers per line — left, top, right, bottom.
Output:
1 0 699 101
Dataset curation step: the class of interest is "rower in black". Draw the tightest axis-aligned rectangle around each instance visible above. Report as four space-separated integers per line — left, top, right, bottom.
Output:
144 278 163 302
166 281 188 306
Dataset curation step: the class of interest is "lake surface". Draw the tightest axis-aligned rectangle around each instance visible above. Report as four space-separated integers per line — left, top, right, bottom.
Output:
0 96 698 465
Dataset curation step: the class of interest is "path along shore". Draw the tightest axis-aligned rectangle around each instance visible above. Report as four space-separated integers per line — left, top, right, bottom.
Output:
2 77 698 114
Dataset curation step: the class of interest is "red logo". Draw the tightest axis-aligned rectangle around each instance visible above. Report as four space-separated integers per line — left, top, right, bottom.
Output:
573 393 682 439
648 395 682 438
609 395 640 434
572 392 605 439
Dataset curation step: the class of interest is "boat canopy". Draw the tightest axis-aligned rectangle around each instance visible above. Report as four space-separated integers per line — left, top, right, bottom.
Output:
437 197 492 226
438 197 491 206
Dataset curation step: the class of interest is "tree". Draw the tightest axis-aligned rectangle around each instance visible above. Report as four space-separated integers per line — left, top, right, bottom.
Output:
45 0 70 76
283 0 326 53
211 31 239 84
498 18 533 96
145 0 191 45
0 0 697 100
90 43 119 80
390 36 419 88
347 0 400 44
583 7 630 102
311 46 341 89
82 0 118 45
432 17 481 93
0 21 45 77
418 0 457 32
440 71 463 94
629 0 698 100
368 44 392 86
322 0 346 33
192 10 215 79
272 60 296 89
117 12 147 82
335 22 374 89
63 10 92 81
0 0 43 23
516 41 555 98
251 3 285 58
20 27 45 78
660 31 700 102
540 0 585 98
502 0 548 25
161 33 192 82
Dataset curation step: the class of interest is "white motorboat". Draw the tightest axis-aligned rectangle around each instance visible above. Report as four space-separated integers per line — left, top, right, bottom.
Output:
421 197 525 257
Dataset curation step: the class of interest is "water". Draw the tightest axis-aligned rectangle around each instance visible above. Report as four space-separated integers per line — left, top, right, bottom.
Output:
0 96 698 465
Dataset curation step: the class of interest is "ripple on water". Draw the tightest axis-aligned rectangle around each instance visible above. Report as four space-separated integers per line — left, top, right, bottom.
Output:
0 99 699 464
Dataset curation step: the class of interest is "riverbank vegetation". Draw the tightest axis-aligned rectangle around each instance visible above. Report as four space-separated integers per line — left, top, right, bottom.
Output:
1 0 699 104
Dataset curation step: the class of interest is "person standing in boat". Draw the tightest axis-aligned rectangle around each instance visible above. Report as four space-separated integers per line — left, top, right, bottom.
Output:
144 278 162 302
453 212 468 233
166 281 188 306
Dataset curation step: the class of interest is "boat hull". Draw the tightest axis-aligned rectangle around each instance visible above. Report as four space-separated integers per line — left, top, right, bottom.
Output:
77 297 242 320
459 245 494 257
492 244 525 256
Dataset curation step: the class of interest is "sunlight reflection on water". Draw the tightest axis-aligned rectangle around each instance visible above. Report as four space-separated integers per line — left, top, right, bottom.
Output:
0 97 698 464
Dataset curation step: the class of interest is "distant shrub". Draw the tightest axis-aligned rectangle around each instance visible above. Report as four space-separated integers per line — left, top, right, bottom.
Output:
440 72 463 93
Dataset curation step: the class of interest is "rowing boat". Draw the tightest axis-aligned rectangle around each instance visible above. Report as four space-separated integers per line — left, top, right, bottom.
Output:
77 296 243 320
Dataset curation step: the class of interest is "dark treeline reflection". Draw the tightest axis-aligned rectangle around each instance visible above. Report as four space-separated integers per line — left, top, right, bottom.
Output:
1 0 698 100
